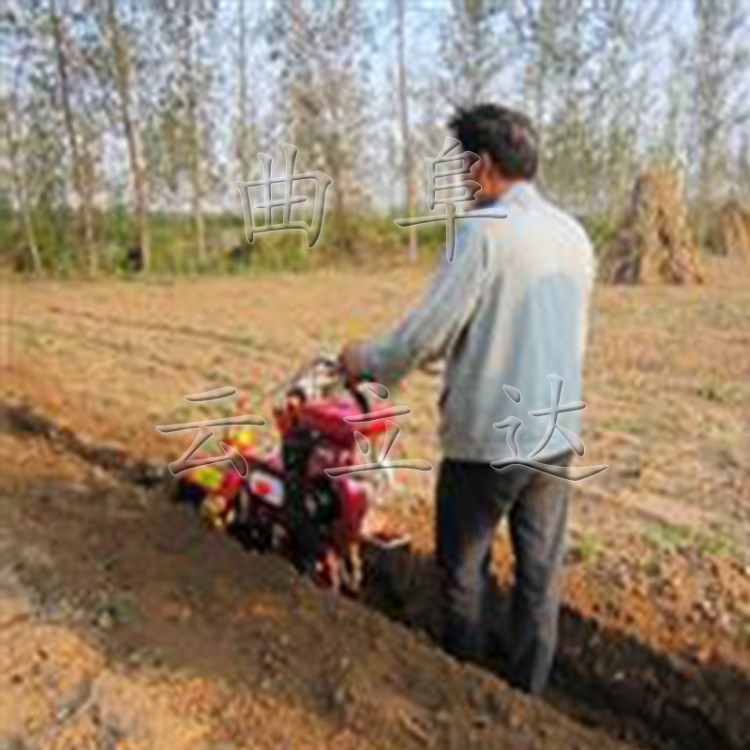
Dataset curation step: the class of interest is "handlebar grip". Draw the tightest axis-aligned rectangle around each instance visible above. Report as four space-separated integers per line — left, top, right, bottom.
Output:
343 376 371 417
304 353 373 416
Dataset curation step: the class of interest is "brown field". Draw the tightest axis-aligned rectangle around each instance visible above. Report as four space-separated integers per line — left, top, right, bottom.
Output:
1 256 749 750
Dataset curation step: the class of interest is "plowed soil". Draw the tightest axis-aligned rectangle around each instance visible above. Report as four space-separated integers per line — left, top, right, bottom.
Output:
1 256 749 750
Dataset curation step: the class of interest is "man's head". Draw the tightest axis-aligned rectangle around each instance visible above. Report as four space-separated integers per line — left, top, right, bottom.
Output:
450 104 539 202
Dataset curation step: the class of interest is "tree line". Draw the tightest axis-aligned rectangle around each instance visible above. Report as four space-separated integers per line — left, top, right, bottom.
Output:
1 0 748 274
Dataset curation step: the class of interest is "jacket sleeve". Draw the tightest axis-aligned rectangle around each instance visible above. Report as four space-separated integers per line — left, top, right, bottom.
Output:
359 229 486 386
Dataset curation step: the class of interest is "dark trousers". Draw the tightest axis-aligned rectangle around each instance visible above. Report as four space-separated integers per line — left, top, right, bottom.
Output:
436 456 571 695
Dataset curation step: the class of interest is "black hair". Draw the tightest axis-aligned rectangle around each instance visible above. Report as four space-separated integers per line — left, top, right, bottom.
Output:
449 104 539 180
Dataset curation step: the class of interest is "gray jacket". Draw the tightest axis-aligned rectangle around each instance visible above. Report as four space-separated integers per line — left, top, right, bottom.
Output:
361 182 595 464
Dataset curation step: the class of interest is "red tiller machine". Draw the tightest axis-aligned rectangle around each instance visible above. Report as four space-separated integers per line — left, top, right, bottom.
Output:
174 356 411 592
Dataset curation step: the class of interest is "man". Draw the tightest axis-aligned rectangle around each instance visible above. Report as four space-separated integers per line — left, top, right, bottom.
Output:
340 104 595 694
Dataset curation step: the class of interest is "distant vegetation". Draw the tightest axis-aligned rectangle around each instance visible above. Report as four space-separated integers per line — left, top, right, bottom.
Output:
1 0 748 276
0 201 448 275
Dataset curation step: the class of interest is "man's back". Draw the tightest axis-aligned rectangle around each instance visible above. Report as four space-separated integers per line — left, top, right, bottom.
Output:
440 182 595 464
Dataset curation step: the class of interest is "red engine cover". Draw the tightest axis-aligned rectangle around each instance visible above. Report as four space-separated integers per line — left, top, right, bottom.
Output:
295 397 389 444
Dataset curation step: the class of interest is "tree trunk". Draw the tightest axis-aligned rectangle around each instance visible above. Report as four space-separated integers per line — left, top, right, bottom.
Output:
236 0 251 180
3 111 42 274
185 1 207 267
49 0 96 274
396 0 417 262
107 0 151 272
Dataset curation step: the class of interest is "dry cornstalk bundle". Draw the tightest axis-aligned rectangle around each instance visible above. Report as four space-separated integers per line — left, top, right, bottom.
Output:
707 198 750 256
600 166 703 284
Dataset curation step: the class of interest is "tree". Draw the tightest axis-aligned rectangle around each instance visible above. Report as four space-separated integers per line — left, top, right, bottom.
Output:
269 0 374 251
1 94 42 273
97 0 152 271
505 0 667 214
0 2 65 272
439 0 508 109
691 0 750 237
396 0 417 261
234 0 256 183
48 0 99 273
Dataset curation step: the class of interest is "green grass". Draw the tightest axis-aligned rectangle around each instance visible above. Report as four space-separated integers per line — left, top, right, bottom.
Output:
598 414 645 435
642 520 739 559
1 203 449 277
571 530 603 563
578 531 603 562
642 521 694 553
694 525 739 557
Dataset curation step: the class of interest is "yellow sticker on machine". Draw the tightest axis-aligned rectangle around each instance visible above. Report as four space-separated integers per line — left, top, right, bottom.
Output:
190 465 224 490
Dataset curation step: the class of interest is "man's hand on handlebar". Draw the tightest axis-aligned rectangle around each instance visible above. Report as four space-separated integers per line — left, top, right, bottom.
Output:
338 341 368 383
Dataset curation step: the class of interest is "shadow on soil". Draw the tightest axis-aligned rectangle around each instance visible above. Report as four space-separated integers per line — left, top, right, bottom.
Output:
362 545 750 750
